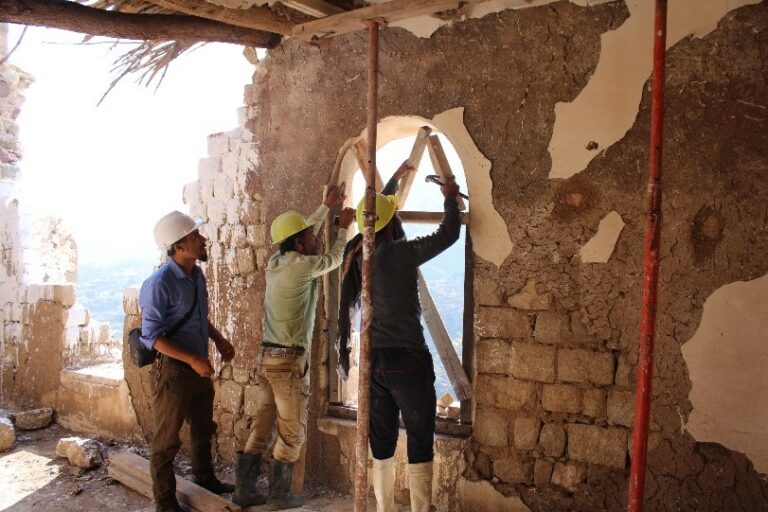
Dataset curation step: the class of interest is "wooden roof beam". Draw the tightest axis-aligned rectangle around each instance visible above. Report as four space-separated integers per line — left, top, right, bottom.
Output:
0 0 282 47
282 0 344 18
144 0 295 36
292 0 484 40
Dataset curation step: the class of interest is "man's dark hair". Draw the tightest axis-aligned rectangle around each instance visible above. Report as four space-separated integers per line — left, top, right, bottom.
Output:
279 227 311 255
166 234 188 257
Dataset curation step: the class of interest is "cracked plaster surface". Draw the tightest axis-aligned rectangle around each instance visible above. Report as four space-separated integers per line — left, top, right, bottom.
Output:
335 108 513 268
547 0 762 179
682 273 768 474
579 210 625 263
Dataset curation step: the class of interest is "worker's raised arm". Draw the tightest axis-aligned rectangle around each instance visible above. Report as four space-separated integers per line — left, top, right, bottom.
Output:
404 176 461 267
307 184 346 234
307 207 356 277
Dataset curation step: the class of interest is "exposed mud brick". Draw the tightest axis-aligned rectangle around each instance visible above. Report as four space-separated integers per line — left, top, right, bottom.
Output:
55 437 102 468
182 181 201 206
219 412 234 436
607 390 635 427
207 132 230 156
493 458 532 484
243 385 262 417
474 407 509 447
476 338 510 374
217 435 236 462
542 384 582 413
122 289 139 315
476 375 535 410
551 462 586 491
236 248 255 274
557 349 614 385
533 459 554 487
534 311 570 344
507 279 553 310
567 424 628 469
0 417 14 452
582 388 606 418
615 356 632 387
53 285 75 307
476 307 532 338
513 417 541 450
474 275 502 306
539 423 566 457
219 380 243 413
510 342 555 382
198 156 221 180
13 407 53 430
233 366 250 384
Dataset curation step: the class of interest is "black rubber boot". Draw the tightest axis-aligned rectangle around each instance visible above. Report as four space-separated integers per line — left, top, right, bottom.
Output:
233 451 268 507
267 459 306 510
193 475 235 495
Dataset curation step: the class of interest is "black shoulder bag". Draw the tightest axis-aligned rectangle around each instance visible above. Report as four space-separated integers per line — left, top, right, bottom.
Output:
128 282 199 367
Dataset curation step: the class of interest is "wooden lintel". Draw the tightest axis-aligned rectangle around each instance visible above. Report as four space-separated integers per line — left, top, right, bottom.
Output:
398 210 468 224
417 270 473 401
144 0 294 35
283 0 344 17
352 139 385 192
292 0 485 40
427 135 467 211
396 125 432 209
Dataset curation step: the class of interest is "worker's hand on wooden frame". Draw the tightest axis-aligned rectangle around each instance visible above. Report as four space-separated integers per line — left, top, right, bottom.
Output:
441 175 460 199
324 182 346 207
392 160 415 182
337 207 355 229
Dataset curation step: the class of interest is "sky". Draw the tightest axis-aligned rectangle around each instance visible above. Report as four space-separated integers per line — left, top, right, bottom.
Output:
6 25 254 264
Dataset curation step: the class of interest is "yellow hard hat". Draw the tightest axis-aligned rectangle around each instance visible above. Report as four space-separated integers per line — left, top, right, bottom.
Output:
356 194 398 233
271 210 310 244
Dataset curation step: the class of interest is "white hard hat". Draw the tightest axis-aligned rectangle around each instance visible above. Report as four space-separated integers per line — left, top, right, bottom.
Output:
154 211 206 250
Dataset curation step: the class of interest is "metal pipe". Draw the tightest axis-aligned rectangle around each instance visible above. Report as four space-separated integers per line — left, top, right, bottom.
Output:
628 1 667 510
354 18 379 512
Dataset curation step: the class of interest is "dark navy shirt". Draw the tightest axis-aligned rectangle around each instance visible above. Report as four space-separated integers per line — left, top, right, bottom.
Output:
139 259 209 357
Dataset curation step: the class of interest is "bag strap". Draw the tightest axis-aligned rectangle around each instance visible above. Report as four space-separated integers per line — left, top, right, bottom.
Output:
165 276 200 339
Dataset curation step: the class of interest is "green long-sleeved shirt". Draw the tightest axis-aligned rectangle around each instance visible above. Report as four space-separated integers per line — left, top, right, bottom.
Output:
263 204 348 348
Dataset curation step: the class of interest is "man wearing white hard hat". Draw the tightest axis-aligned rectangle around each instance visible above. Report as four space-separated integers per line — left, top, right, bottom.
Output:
233 186 354 509
139 211 236 512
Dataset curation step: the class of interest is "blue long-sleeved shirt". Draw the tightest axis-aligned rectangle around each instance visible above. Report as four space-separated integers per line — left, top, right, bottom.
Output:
139 259 209 357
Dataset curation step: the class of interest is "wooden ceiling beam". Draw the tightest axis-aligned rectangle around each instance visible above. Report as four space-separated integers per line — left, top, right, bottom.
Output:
292 0 483 40
281 0 344 18
0 0 282 46
144 0 295 36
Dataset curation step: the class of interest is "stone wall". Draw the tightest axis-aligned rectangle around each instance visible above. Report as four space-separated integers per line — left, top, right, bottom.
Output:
0 25 121 409
158 2 768 510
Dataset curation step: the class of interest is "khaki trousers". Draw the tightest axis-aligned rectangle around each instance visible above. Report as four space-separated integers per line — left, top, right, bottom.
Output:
150 359 217 509
243 350 309 462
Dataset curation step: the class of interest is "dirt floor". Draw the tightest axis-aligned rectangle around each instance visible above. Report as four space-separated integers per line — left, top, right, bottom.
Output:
0 423 383 512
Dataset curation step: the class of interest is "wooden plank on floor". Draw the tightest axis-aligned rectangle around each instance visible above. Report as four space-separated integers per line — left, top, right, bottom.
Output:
108 465 153 499
109 450 241 512
417 270 473 401
396 126 432 209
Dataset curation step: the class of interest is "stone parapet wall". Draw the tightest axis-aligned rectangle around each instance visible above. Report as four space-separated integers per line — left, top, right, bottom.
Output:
0 25 121 409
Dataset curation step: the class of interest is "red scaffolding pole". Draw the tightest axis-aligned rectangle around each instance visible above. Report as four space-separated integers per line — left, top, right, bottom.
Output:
354 18 380 512
628 1 668 510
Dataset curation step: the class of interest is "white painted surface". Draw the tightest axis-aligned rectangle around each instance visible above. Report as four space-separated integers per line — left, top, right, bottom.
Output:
683 273 768 474
579 210 625 263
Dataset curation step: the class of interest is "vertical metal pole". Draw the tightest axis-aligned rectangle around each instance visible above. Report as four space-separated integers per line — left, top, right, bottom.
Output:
354 18 379 512
628 1 667 510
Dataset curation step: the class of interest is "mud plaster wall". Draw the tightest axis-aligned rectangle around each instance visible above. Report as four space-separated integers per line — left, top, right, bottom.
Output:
131 1 768 510
0 25 121 410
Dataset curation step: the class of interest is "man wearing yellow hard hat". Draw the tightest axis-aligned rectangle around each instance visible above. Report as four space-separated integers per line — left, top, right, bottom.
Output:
234 186 354 509
337 169 462 512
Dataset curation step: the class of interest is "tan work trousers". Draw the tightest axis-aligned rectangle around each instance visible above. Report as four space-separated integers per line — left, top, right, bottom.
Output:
243 350 309 462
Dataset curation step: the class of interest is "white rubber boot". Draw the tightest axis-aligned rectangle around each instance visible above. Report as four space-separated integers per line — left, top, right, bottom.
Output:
408 461 433 512
372 457 396 512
